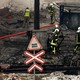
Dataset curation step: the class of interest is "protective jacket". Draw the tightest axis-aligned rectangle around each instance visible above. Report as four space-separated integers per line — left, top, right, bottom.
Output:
74 29 80 53
47 4 55 24
24 8 30 17
49 33 59 54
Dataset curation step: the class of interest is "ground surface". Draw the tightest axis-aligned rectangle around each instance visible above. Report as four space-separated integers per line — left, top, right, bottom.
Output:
0 8 80 75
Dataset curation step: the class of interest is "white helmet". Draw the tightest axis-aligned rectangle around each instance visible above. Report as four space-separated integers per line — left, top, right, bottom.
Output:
77 27 80 32
55 24 59 28
55 29 59 33
78 27 80 30
49 3 53 6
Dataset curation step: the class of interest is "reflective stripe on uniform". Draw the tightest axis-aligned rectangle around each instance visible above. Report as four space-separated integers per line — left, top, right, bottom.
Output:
51 42 56 46
55 39 58 41
75 33 80 44
50 40 57 46
52 47 56 54
48 10 55 13
74 46 78 51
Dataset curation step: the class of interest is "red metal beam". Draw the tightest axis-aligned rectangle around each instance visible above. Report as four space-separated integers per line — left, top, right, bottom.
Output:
0 32 26 40
0 23 56 40
40 23 55 28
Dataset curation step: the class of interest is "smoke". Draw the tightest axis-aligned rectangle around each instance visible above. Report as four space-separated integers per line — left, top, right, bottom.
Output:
0 0 46 11
7 0 44 11
0 0 10 9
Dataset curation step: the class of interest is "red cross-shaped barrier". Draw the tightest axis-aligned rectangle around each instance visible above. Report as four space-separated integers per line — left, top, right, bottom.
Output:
24 50 45 65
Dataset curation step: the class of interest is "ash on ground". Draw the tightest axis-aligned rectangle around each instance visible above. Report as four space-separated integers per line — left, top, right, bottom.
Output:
42 71 80 80
1 71 80 80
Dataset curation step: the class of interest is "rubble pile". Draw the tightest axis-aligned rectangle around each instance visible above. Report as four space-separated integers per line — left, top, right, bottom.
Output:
42 71 80 80
0 7 35 63
0 7 52 65
1 72 80 80
0 6 79 69
0 73 46 80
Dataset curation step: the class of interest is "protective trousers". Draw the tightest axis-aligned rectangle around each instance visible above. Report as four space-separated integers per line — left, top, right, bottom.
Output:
51 13 55 24
50 40 57 54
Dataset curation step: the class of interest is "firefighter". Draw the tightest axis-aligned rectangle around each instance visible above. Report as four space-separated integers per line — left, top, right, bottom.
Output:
47 24 64 54
47 3 56 24
49 26 60 54
74 27 80 53
23 7 30 27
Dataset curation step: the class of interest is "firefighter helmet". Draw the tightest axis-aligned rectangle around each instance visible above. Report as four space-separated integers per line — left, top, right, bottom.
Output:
55 24 59 28
55 29 59 33
49 3 53 6
77 27 80 32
